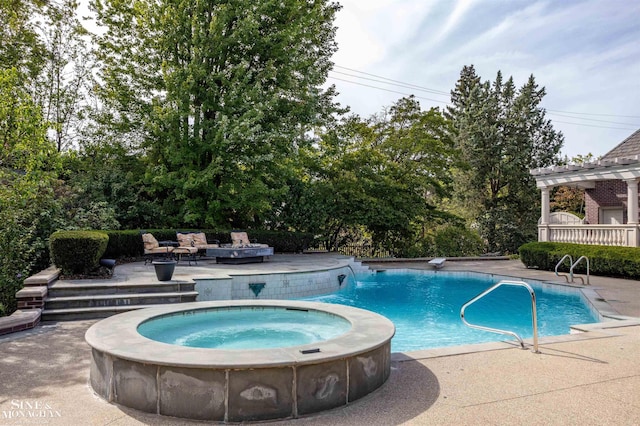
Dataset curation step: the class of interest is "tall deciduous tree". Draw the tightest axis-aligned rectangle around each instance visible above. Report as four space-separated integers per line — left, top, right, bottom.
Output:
37 0 95 152
0 68 60 315
0 1 98 315
0 0 47 85
293 97 456 255
1 0 93 151
91 0 343 228
448 66 563 253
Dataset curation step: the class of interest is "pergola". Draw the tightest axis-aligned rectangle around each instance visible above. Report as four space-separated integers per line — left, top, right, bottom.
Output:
531 157 640 247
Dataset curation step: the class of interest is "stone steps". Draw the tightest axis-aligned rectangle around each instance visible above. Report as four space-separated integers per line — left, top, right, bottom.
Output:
43 278 198 321
44 291 198 310
42 304 181 322
47 280 195 297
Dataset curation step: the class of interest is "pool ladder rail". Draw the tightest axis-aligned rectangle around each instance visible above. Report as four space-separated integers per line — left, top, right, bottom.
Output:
460 280 539 354
555 254 590 285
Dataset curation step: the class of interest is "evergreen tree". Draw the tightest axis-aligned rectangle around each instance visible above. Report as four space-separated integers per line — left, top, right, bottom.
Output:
445 64 480 122
448 67 563 253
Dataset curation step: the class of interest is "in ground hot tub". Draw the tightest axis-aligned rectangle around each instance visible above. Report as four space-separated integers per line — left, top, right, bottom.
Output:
137 305 353 349
85 300 395 422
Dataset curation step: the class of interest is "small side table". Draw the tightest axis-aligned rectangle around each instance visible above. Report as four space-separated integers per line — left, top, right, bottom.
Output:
173 246 198 265
158 241 178 260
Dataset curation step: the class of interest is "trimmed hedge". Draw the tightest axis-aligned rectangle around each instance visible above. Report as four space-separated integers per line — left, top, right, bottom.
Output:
241 230 315 253
102 230 146 258
519 241 640 279
50 230 109 275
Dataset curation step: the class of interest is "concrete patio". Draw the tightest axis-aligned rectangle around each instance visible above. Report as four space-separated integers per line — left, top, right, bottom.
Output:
1 258 639 425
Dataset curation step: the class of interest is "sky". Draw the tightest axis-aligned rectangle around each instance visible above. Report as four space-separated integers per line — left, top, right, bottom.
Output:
328 0 640 160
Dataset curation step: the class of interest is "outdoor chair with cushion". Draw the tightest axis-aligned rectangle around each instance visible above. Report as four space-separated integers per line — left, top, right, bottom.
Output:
204 231 273 264
176 231 220 258
230 231 269 248
172 245 199 265
141 232 175 264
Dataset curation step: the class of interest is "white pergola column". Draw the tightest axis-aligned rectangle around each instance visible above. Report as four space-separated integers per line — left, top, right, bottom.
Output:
625 178 639 224
540 186 551 225
538 186 551 242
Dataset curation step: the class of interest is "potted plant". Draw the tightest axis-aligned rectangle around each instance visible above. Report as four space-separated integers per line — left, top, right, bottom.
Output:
152 259 176 281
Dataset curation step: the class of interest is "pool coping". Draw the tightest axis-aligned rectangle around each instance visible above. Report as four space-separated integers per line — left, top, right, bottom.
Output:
85 299 396 369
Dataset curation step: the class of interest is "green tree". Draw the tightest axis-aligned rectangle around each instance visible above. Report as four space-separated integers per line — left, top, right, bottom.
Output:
0 68 60 315
37 0 95 152
61 144 161 229
1 1 92 151
549 154 595 216
550 186 584 216
448 67 563 253
293 97 456 255
0 0 47 85
91 0 343 228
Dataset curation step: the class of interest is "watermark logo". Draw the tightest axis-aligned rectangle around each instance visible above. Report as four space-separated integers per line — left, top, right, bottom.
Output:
1 400 62 423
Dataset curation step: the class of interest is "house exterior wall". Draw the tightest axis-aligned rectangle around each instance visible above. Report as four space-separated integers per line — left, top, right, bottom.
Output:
585 180 639 224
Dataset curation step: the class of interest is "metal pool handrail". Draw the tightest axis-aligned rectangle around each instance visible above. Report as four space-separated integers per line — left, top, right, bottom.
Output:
460 280 539 353
570 256 590 285
555 254 573 283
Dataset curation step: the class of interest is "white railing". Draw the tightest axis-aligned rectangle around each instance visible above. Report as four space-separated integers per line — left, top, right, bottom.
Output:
539 224 640 247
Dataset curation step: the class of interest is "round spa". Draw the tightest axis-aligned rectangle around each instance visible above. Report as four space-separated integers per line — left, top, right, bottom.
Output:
85 300 395 422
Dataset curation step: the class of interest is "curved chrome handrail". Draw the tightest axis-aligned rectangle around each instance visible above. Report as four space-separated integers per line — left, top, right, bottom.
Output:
570 256 590 285
460 280 539 353
555 254 573 283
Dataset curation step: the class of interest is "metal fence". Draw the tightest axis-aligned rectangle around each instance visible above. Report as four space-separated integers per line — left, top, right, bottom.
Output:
307 242 393 259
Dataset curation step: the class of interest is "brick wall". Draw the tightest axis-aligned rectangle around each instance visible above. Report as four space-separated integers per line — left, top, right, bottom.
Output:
585 180 640 223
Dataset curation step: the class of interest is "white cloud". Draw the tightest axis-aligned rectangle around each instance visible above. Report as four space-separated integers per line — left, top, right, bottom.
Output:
333 0 437 69
431 0 476 45
330 0 640 159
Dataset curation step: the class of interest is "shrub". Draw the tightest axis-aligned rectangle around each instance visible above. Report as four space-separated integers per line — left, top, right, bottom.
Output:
102 230 145 258
432 226 485 257
243 230 315 253
519 242 640 279
404 236 435 258
50 230 109 275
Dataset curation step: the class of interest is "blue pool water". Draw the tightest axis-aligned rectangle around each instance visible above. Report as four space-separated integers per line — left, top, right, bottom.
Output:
303 270 599 352
137 307 352 349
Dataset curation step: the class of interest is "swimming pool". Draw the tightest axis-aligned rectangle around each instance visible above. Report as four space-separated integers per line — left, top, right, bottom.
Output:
303 270 599 352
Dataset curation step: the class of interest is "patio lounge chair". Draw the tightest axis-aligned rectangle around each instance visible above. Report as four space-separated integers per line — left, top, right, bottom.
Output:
230 231 269 248
202 231 273 264
141 232 175 264
172 246 199 265
176 231 220 256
